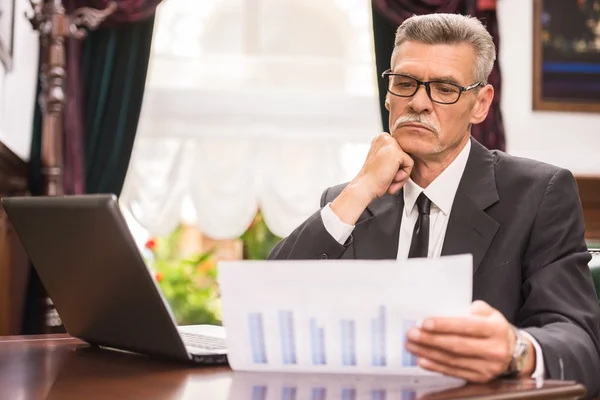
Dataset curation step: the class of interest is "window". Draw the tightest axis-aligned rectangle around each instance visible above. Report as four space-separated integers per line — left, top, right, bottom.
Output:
121 0 379 240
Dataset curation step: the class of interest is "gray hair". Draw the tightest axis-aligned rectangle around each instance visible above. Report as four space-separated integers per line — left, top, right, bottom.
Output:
392 13 496 83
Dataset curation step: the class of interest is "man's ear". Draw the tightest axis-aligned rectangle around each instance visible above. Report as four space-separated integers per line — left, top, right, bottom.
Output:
469 84 494 124
385 94 390 111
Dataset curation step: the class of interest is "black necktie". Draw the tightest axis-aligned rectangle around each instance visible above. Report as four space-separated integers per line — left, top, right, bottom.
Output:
408 193 431 258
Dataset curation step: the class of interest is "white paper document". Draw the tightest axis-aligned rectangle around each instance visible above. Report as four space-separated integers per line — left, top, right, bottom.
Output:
217 254 473 376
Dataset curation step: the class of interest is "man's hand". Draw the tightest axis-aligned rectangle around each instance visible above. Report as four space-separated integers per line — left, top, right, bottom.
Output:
330 133 413 225
405 300 536 382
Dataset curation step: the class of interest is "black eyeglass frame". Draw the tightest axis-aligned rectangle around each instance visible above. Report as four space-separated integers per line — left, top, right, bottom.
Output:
381 69 485 105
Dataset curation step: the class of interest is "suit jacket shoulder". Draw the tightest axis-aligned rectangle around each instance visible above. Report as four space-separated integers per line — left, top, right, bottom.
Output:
492 149 567 191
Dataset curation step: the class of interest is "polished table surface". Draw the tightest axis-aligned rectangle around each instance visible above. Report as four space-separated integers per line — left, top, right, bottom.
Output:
0 334 589 400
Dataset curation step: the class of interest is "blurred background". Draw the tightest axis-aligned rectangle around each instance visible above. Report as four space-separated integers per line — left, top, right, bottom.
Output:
0 0 599 335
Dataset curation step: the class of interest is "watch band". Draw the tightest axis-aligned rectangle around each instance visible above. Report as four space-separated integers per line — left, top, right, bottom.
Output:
505 325 529 376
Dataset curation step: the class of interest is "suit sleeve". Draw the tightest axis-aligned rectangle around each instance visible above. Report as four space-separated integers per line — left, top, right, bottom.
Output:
267 187 352 260
520 169 600 398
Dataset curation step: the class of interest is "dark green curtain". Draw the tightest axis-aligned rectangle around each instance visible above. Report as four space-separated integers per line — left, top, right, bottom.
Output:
81 17 155 194
371 1 399 134
23 15 156 334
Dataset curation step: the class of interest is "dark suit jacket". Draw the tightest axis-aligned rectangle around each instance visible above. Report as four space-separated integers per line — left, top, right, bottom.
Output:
268 138 600 397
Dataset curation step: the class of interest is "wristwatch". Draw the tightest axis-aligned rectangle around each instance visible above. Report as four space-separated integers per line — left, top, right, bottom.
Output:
505 325 530 376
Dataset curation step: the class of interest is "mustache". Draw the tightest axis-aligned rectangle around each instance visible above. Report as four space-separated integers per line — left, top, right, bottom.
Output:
392 114 440 135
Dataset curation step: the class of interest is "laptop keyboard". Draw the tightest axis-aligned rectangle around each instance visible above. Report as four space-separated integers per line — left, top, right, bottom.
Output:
180 332 227 350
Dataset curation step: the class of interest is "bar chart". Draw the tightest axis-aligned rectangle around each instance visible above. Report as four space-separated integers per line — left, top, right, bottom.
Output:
371 306 386 366
248 313 268 364
311 387 327 400
340 319 357 366
251 385 267 400
310 318 326 365
282 386 297 400
401 390 417 400
249 386 420 400
401 320 418 367
341 388 357 400
279 311 297 364
247 307 422 370
371 389 386 400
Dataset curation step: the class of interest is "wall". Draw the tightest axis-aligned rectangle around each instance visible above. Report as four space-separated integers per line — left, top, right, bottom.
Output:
497 0 600 176
0 0 39 161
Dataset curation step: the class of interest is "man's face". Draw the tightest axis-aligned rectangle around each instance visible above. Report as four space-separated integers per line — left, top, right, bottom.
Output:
386 41 493 160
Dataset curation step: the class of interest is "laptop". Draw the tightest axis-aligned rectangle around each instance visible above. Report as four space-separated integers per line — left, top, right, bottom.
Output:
1 194 228 365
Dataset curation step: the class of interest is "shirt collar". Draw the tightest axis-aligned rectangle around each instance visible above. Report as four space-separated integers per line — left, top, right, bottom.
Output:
403 139 471 216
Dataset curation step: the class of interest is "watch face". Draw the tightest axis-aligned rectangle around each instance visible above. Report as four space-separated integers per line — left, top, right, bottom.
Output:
517 350 528 371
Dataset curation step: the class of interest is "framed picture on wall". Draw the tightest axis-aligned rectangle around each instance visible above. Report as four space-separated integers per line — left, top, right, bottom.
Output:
0 0 15 72
533 0 600 112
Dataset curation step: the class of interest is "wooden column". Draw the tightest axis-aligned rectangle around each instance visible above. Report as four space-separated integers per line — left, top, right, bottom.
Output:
27 0 117 333
40 0 67 196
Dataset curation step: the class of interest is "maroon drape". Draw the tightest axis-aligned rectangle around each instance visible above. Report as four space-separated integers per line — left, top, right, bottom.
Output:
372 0 505 151
72 0 163 24
61 0 163 194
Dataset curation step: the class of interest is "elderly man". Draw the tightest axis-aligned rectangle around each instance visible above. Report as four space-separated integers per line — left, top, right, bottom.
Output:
268 13 600 396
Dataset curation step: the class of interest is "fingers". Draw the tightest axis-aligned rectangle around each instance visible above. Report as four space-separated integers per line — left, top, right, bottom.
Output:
388 168 410 194
420 302 502 337
407 303 513 383
419 316 494 338
388 181 404 195
407 329 493 358
405 340 481 371
471 300 495 316
400 151 414 171
394 169 409 183
365 132 414 197
416 355 501 383
406 338 507 383
407 329 510 367
372 132 393 147
372 132 388 144
391 145 413 182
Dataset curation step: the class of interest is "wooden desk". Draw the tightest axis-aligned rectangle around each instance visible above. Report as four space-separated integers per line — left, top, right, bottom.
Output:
0 334 588 400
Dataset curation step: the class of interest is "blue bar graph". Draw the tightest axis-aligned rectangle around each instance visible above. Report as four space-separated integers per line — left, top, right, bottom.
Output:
371 389 386 400
279 311 297 364
401 320 417 367
251 385 267 400
249 313 268 364
282 386 297 400
311 387 327 400
310 318 327 365
371 306 386 366
401 390 417 400
340 319 356 366
341 388 357 400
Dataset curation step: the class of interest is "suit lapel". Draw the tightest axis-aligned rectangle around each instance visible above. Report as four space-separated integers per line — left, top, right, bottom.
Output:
352 191 403 259
441 139 500 274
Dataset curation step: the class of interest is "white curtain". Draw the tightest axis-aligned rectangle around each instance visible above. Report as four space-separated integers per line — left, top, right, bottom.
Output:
120 0 380 239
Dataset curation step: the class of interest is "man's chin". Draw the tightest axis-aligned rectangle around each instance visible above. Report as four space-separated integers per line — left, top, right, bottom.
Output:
392 133 438 155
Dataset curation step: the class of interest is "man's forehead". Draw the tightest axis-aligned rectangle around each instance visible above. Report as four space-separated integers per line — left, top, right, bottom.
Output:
391 41 476 79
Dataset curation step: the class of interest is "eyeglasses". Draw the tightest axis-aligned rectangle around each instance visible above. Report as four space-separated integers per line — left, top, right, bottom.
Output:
381 70 484 105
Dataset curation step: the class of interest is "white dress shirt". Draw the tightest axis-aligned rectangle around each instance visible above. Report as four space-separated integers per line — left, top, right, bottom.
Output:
320 139 544 378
